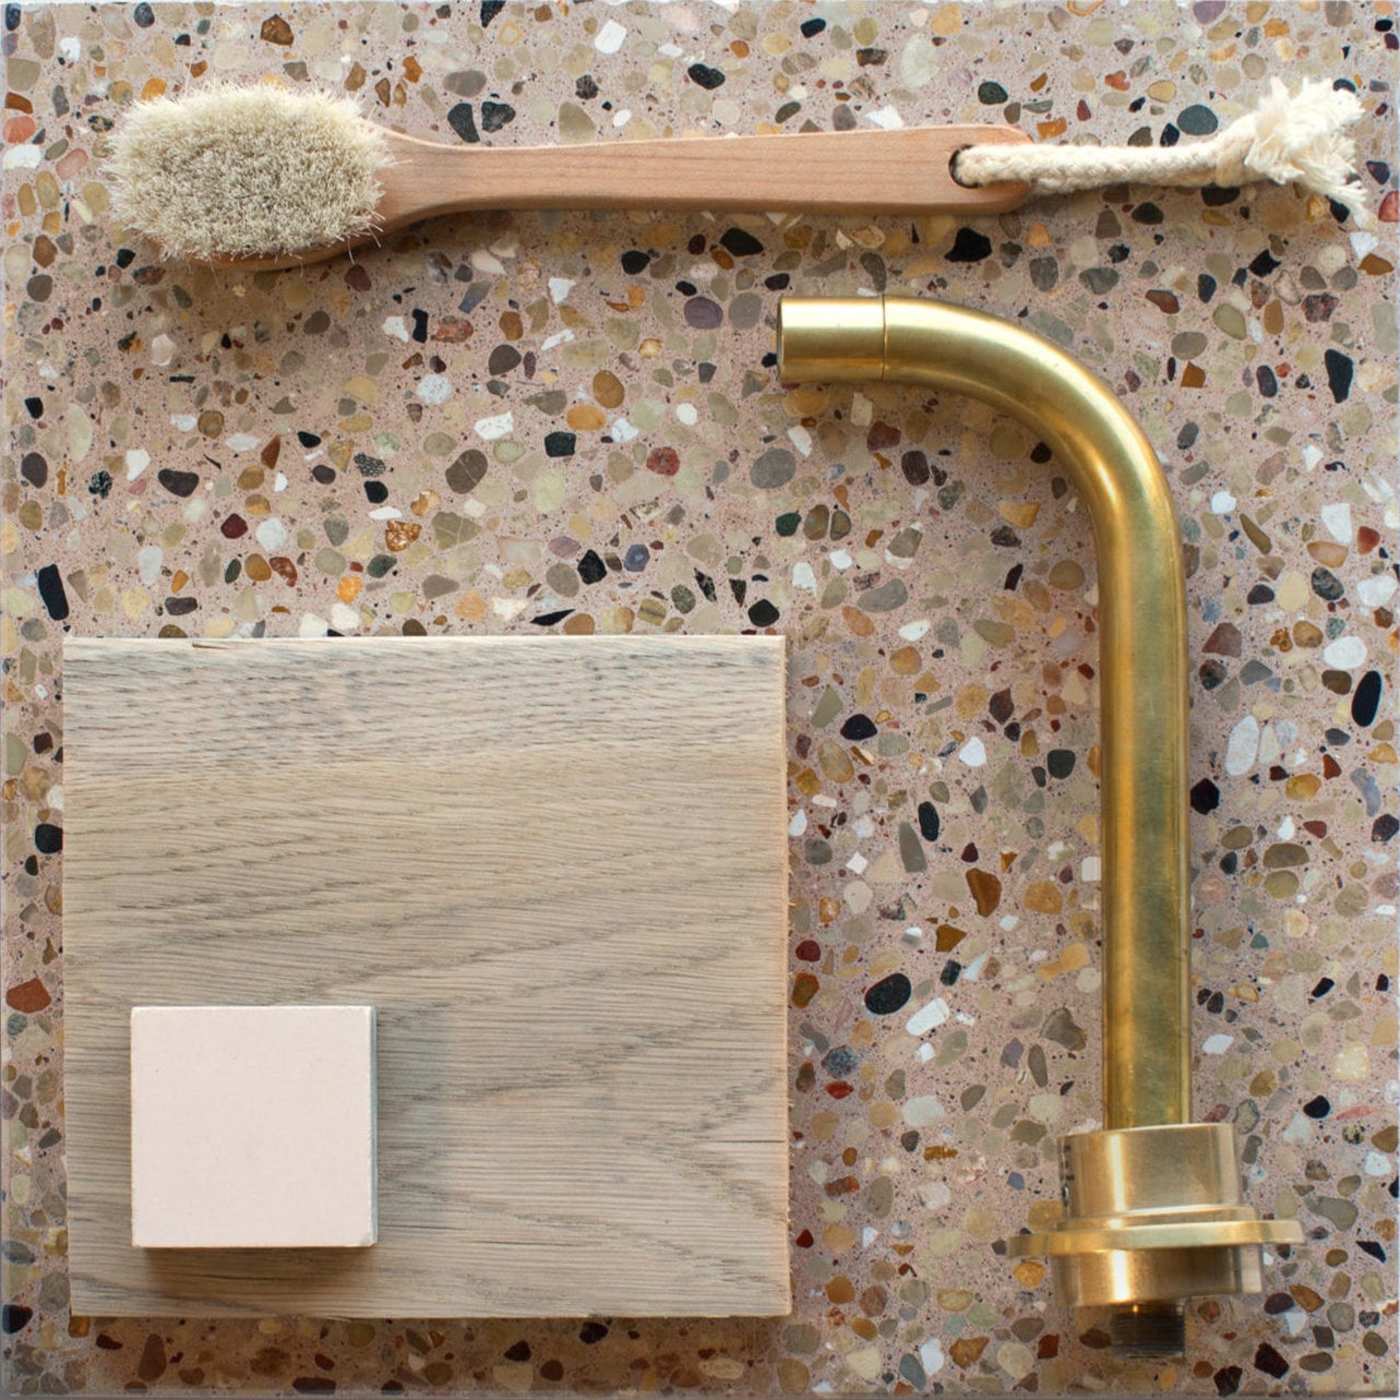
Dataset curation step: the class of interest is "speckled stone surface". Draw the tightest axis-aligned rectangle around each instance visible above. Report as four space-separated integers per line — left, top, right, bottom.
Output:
3 1 1397 1395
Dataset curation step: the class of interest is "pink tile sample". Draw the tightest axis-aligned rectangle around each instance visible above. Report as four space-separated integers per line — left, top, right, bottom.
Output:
130 1005 376 1249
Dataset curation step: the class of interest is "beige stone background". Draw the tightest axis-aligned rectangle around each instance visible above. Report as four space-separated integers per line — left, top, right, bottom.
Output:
2 0 1396 1395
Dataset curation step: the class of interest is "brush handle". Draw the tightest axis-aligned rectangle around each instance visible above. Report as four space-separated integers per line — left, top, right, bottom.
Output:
224 124 1032 269
383 124 1030 223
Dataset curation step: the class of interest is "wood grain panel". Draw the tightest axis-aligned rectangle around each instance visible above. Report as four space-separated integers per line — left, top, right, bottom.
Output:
63 636 789 1318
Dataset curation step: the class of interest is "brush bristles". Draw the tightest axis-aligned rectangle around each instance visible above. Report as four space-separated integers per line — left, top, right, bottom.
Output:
108 86 390 262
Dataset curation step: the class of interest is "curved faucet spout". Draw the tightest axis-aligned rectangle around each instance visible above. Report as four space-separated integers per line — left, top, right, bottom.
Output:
780 294 1189 1130
777 295 1300 1347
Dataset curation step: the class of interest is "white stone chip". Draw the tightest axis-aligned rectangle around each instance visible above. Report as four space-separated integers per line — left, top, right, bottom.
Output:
475 411 514 441
905 997 950 1035
595 19 627 53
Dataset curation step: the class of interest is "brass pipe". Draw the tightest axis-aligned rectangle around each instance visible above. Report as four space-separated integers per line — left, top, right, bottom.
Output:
777 295 1301 1347
780 294 1190 1130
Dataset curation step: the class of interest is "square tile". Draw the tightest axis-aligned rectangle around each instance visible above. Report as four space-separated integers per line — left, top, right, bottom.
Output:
130 1005 377 1249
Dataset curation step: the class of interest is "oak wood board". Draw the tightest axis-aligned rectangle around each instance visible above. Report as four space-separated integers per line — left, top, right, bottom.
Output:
63 635 790 1318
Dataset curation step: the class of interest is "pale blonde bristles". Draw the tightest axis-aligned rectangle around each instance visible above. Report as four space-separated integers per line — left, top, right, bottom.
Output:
108 86 391 261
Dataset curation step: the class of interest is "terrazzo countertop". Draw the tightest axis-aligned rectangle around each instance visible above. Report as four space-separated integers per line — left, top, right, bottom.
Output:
3 1 1397 1395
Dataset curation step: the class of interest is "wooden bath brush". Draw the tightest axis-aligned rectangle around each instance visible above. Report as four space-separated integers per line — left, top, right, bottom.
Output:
107 80 1371 271
107 86 1030 270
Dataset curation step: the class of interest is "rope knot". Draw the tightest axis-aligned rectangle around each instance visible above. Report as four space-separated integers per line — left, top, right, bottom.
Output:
1217 78 1369 221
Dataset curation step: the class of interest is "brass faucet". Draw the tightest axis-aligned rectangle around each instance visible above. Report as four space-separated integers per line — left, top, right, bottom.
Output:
777 295 1302 1353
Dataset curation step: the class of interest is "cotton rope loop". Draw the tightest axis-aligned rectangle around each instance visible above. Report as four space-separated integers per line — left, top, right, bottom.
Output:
955 79 1372 227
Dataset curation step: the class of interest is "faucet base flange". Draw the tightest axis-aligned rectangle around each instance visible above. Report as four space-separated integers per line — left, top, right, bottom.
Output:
1048 1240 1264 1310
1008 1123 1302 1313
